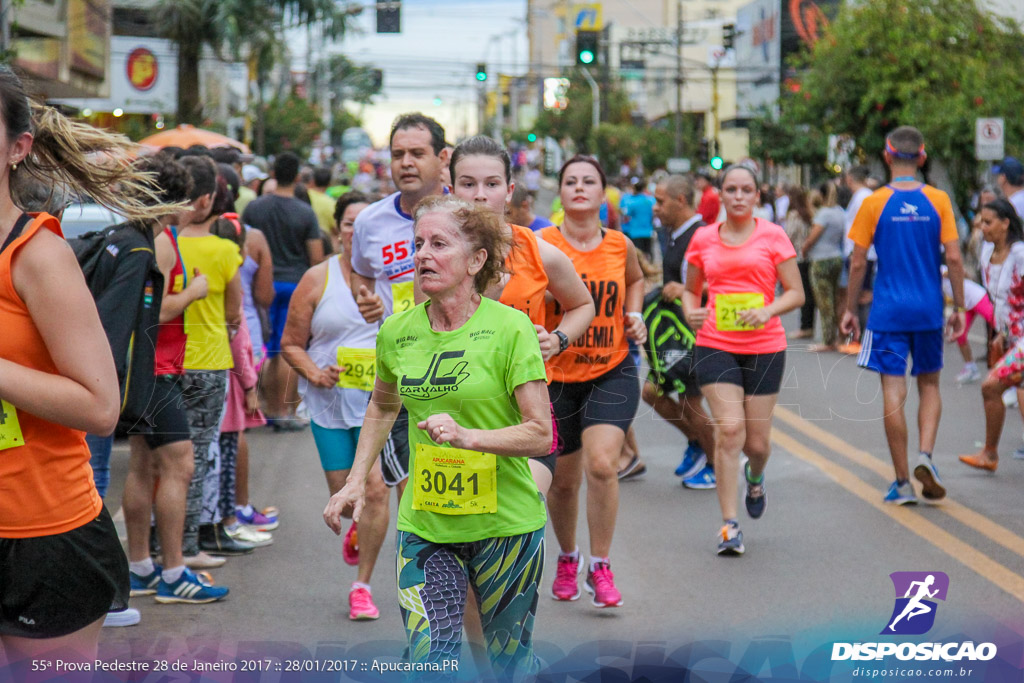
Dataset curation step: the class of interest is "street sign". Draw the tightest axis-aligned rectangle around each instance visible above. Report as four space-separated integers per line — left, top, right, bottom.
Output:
976 117 1004 161
573 3 602 31
666 158 691 173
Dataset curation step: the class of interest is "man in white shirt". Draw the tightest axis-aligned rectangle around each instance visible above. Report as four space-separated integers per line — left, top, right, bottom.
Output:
349 113 449 491
839 166 876 352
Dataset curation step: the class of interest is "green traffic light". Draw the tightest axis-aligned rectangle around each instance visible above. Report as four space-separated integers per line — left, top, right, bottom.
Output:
579 50 595 65
476 72 487 82
527 134 537 142
710 156 724 171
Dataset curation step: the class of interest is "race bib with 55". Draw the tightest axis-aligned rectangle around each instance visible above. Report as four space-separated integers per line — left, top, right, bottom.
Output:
716 292 765 331
412 443 497 515
336 347 376 392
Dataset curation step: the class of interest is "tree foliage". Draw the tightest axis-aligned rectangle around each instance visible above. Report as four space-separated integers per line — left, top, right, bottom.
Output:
262 94 323 157
754 0 1024 201
532 70 633 154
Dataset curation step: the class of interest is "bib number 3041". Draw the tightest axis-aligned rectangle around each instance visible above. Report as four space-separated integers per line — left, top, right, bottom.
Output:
716 292 766 331
412 444 497 515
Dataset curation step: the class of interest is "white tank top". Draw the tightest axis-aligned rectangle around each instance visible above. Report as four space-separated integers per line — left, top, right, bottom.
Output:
298 255 378 430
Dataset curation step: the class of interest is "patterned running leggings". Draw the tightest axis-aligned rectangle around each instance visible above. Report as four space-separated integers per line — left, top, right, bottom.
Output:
810 257 844 347
396 528 545 681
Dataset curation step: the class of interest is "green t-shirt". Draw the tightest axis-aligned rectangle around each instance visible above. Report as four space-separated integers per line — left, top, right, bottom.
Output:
377 297 548 543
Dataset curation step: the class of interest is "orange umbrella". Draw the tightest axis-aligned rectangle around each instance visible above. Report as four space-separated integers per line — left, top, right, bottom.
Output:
139 124 250 154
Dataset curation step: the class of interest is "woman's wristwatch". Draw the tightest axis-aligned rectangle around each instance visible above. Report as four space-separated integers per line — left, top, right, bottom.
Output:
554 330 570 355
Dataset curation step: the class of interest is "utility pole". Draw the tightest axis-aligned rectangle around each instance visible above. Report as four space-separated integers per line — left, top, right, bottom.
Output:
581 66 600 139
673 0 683 156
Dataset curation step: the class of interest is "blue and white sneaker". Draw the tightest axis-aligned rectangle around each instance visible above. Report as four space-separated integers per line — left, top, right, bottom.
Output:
744 462 766 519
155 568 229 604
682 465 716 489
129 565 162 596
883 480 917 506
913 453 946 501
717 522 744 556
675 442 707 478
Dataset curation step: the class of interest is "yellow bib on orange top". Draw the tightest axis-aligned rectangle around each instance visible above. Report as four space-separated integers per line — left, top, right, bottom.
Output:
0 213 103 538
540 226 629 383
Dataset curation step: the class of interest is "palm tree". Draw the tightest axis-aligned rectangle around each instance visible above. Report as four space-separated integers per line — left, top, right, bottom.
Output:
158 0 353 128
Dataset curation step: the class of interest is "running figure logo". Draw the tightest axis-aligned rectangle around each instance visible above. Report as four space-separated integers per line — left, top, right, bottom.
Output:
900 202 919 216
882 571 949 635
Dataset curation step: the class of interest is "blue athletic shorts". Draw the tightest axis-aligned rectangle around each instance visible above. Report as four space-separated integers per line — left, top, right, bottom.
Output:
310 422 360 471
858 329 943 376
267 281 298 358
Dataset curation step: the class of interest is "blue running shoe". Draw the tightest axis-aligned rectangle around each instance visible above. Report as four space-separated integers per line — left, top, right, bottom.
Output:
675 442 707 478
913 453 946 501
155 568 229 604
744 462 766 519
883 480 917 506
717 522 744 556
682 465 715 489
129 565 161 596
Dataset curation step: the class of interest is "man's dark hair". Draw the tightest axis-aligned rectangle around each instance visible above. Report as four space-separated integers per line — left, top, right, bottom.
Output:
313 166 332 188
887 126 925 159
274 152 301 186
848 165 870 183
178 144 213 159
334 191 371 227
179 155 218 200
389 113 446 154
210 147 242 165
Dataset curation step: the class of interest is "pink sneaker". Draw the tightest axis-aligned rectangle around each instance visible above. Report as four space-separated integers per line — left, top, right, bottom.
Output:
348 587 379 620
551 554 582 601
342 523 359 566
585 562 623 607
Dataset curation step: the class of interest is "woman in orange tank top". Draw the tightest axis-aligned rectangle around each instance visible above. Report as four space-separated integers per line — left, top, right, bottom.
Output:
541 155 647 610
0 68 182 666
449 136 594 494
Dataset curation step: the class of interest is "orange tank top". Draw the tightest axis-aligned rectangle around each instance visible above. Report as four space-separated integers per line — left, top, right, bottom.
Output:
500 224 548 327
0 214 103 538
541 226 628 383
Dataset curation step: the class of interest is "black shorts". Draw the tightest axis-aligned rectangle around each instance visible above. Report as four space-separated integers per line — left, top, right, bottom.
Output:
693 346 785 396
548 356 641 454
0 506 129 638
380 406 409 487
127 374 191 449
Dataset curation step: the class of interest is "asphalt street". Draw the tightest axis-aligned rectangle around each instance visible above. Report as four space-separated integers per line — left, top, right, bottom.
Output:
91 310 1024 681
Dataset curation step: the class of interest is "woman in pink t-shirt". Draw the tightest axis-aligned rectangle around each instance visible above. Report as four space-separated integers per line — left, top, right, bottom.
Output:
682 164 805 557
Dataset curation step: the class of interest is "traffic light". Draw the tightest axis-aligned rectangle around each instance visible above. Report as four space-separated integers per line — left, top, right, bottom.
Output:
710 155 724 171
697 138 710 162
576 31 599 66
376 0 400 33
475 63 488 82
369 68 383 93
723 23 736 50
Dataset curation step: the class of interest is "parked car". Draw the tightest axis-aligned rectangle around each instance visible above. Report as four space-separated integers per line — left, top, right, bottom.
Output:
59 201 125 239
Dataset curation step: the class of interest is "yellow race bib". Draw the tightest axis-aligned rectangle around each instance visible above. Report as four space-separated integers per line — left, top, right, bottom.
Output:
0 399 25 452
716 292 765 331
412 443 497 515
391 281 415 314
336 347 376 391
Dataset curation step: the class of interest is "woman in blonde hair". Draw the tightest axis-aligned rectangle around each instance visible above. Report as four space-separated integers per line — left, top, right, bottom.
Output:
0 67 182 665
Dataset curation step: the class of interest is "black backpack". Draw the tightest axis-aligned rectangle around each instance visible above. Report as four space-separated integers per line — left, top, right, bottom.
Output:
68 224 126 293
642 287 696 394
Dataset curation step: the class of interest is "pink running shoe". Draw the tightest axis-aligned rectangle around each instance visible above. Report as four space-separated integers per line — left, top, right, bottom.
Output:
348 587 379 620
585 561 623 608
343 523 359 566
551 554 582 601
